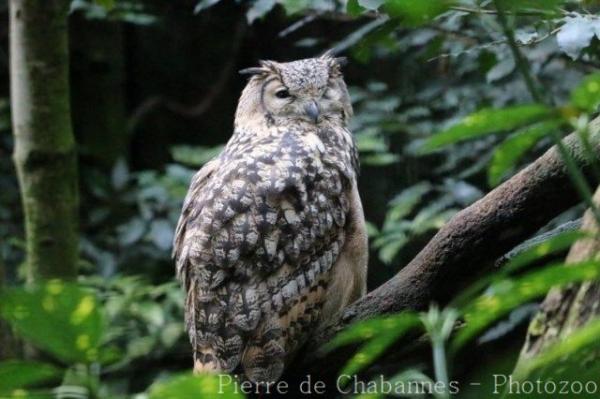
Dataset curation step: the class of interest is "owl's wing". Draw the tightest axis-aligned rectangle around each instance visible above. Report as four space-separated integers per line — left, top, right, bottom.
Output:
173 158 219 287
174 133 353 382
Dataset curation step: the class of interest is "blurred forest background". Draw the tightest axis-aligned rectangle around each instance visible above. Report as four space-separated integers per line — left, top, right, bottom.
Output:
1 0 600 398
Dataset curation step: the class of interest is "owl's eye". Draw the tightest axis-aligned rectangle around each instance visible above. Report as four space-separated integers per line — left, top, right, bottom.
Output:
275 89 291 99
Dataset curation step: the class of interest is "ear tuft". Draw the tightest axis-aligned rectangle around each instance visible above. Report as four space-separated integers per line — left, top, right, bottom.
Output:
320 49 334 59
320 50 348 71
239 67 268 76
334 56 348 67
239 60 280 77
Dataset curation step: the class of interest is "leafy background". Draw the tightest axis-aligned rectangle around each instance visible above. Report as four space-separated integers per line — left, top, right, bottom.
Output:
1 0 600 397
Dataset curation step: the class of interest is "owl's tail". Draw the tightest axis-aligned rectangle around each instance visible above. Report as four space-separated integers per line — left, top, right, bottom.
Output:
185 278 243 376
193 350 221 374
241 320 286 383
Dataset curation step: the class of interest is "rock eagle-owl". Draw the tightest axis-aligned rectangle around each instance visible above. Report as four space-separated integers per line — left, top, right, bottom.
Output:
173 54 368 383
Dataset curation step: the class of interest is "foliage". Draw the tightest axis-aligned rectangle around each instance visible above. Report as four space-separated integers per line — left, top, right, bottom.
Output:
148 373 243 399
452 259 600 350
82 276 185 369
0 279 230 398
420 104 553 152
371 180 480 264
422 71 600 189
329 233 600 395
0 361 61 397
2 0 600 397
81 160 194 278
324 312 422 377
0 281 105 397
0 281 104 364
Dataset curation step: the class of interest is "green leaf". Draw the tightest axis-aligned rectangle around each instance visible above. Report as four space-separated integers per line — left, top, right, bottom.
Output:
378 235 408 264
488 120 559 186
324 313 421 377
149 219 174 251
324 312 420 351
246 0 276 23
571 73 600 113
452 260 600 351
496 0 565 11
340 333 399 378
355 369 434 399
279 0 320 15
111 158 129 190
365 221 380 237
362 153 400 166
194 0 221 14
420 306 458 342
502 231 588 275
0 281 104 363
383 0 454 26
347 0 365 16
346 0 385 17
148 373 243 399
356 131 389 152
359 0 385 11
387 182 432 221
450 230 587 309
0 361 61 394
94 0 115 10
421 104 553 152
170 145 223 167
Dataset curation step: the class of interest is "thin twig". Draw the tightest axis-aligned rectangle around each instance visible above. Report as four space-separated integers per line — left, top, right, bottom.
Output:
493 0 543 103
329 16 389 55
450 6 551 17
278 14 317 37
428 23 556 62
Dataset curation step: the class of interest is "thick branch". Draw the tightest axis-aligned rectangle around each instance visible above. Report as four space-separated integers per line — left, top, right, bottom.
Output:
293 116 600 375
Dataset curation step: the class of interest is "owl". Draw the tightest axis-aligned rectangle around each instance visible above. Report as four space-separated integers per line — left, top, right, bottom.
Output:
173 53 368 383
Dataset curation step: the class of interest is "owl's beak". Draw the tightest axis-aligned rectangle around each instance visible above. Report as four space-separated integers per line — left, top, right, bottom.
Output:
304 101 320 123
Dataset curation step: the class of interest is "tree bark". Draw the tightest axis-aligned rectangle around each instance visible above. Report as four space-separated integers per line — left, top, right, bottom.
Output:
9 0 79 282
287 116 600 378
514 186 600 371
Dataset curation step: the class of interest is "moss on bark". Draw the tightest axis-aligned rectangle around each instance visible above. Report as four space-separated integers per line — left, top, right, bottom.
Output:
10 0 78 282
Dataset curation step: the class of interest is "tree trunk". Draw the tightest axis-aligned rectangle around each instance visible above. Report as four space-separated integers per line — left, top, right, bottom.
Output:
9 0 79 282
515 186 600 371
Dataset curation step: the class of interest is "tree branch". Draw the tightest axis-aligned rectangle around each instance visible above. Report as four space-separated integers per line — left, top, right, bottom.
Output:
287 116 600 379
127 18 246 131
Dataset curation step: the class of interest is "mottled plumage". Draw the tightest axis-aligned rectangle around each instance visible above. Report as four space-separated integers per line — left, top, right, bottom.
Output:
173 54 368 382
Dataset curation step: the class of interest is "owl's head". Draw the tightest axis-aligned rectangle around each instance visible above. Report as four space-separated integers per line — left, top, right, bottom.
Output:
236 54 352 127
